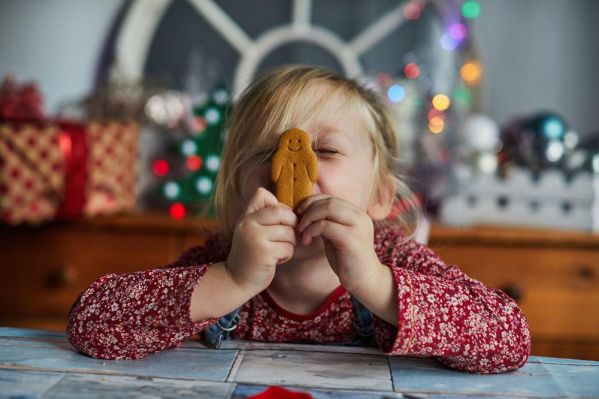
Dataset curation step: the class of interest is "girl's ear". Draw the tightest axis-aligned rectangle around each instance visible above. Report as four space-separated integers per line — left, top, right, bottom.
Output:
367 174 396 221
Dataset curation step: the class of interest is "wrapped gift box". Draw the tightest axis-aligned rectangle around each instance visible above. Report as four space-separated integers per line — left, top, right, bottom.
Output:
0 120 139 225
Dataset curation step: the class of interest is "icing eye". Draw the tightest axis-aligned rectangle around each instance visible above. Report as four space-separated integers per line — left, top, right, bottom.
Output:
288 139 291 143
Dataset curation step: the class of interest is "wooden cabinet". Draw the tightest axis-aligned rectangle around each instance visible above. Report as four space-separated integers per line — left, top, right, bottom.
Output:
428 225 599 361
0 213 214 331
1 213 597 360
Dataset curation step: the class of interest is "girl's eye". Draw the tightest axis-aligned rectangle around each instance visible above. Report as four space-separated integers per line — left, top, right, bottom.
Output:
315 148 339 155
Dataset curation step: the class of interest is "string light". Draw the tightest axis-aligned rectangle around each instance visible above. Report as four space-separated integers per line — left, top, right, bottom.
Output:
152 159 169 176
205 107 221 125
449 22 468 41
462 0 481 19
205 154 220 173
181 139 198 156
432 94 451 111
429 117 445 134
440 33 459 51
169 202 186 220
404 63 420 79
196 176 213 195
186 155 202 171
163 181 180 199
453 86 472 106
404 1 422 20
387 84 406 102
460 61 482 85
428 109 445 121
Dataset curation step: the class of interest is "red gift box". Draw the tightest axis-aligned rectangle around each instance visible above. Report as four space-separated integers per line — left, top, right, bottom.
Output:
0 120 139 225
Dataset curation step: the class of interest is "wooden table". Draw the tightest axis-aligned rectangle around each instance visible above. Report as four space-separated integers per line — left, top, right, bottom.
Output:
1 328 598 398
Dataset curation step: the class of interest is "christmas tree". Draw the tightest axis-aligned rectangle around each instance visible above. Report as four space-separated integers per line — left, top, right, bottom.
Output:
151 86 230 219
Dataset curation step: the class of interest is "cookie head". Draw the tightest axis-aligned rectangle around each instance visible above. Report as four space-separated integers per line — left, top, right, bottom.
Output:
281 128 311 152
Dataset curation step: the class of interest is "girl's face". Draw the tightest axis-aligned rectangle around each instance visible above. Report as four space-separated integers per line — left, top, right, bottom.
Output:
240 83 386 220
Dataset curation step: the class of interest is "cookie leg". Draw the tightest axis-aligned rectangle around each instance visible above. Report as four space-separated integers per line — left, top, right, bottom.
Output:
276 181 294 209
293 177 313 209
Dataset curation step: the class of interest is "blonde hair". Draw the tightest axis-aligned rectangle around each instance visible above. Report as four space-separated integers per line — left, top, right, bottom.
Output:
210 65 421 242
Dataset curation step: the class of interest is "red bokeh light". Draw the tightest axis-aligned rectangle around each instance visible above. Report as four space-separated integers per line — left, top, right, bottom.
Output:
153 159 169 176
186 155 203 171
169 202 186 220
404 63 420 79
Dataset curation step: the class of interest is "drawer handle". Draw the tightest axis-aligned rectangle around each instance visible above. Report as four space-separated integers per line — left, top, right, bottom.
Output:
46 267 76 289
578 266 595 281
500 284 523 302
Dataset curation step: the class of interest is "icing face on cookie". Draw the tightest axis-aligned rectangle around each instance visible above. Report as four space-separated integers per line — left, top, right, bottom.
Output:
285 130 305 152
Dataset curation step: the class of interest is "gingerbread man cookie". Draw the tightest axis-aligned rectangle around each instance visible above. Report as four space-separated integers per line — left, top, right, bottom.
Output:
271 128 318 209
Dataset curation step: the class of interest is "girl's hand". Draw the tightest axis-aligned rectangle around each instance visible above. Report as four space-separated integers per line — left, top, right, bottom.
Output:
226 188 298 296
296 194 382 293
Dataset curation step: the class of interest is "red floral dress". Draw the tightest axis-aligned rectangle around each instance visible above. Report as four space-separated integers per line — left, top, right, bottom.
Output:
67 226 531 374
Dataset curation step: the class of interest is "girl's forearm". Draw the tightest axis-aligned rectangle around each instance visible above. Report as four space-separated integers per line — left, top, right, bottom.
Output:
349 262 399 326
189 261 255 322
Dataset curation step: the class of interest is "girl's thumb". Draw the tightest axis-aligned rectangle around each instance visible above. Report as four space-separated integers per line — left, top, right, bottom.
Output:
244 187 279 214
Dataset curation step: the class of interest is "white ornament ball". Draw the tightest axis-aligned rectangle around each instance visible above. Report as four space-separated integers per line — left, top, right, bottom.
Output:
461 114 500 153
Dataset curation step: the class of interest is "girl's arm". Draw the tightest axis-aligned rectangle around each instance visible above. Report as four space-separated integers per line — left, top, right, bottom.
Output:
369 227 531 374
66 237 238 360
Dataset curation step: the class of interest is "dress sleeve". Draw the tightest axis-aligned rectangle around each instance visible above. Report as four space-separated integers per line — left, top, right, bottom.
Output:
66 236 227 360
372 227 531 374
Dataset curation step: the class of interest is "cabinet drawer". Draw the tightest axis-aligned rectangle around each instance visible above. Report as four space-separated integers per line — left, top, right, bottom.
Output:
433 244 599 340
0 229 177 319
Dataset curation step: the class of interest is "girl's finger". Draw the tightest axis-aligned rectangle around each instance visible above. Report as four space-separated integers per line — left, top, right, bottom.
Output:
301 218 346 246
296 193 330 215
297 197 358 233
274 242 295 265
265 224 297 246
253 204 298 227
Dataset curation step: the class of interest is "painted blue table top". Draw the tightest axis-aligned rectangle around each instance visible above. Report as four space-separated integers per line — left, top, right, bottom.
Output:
1 327 598 398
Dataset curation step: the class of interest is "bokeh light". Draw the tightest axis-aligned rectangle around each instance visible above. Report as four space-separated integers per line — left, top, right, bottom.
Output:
387 84 406 102
432 94 451 111
460 61 482 85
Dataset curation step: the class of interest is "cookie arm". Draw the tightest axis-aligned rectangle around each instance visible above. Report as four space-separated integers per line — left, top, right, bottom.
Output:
306 152 318 182
271 151 283 182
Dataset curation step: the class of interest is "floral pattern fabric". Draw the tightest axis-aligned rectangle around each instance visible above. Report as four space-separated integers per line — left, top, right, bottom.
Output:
67 226 531 374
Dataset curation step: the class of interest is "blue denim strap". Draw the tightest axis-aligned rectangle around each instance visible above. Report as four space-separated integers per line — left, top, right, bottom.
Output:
202 307 242 348
203 294 376 348
351 295 376 346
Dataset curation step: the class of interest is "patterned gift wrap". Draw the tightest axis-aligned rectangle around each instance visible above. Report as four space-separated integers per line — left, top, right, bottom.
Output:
0 123 64 224
82 121 139 217
0 120 139 225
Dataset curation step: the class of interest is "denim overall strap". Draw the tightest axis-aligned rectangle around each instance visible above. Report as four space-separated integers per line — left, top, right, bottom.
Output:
351 295 376 346
204 294 376 348
202 307 242 349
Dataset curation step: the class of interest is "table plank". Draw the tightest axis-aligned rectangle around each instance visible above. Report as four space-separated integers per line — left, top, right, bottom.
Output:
232 349 392 391
0 335 238 381
41 373 236 399
0 327 65 339
0 369 65 398
540 361 599 397
388 356 599 398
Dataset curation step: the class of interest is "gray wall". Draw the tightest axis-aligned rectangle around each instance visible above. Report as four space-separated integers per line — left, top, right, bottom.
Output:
473 0 599 136
0 0 124 112
1 0 597 136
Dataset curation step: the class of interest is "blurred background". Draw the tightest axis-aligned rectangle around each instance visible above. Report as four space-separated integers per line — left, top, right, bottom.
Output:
0 0 597 360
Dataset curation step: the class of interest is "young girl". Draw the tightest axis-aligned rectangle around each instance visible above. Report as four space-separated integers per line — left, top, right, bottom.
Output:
67 65 531 374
